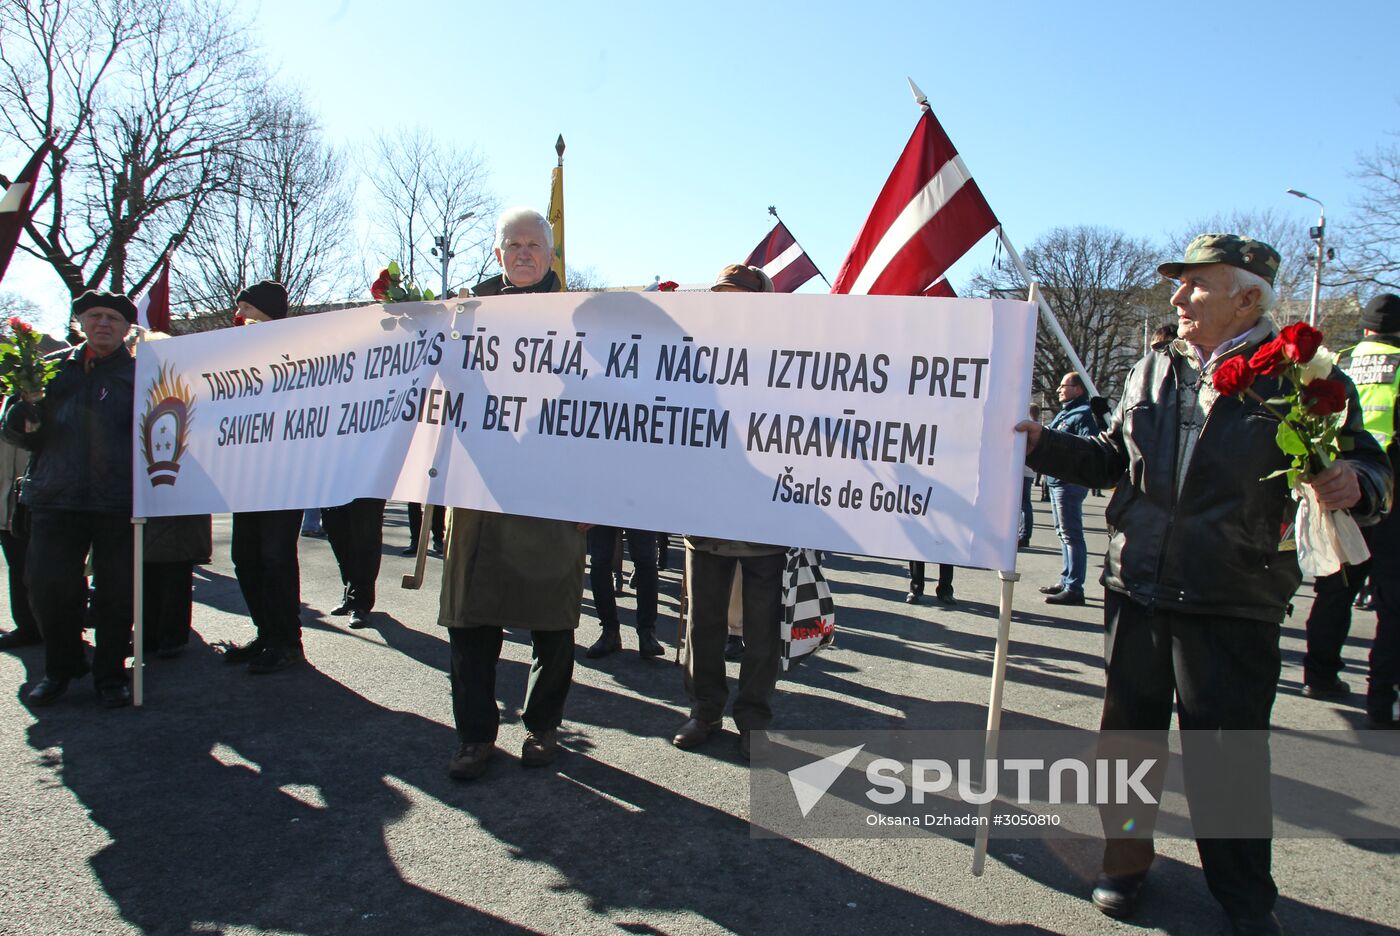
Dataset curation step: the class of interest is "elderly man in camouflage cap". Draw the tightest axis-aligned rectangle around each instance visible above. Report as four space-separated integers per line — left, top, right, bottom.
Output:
1017 234 1392 935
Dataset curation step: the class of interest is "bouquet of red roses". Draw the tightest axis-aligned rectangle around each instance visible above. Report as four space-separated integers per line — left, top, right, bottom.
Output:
1211 321 1368 575
370 260 435 303
0 316 58 399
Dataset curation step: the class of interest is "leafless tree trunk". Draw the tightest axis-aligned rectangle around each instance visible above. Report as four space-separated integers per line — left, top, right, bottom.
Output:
178 89 355 314
0 0 266 298
361 128 496 297
968 226 1159 404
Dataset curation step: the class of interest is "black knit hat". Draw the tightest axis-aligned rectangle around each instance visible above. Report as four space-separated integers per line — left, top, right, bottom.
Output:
1361 293 1400 334
72 290 137 324
236 280 289 320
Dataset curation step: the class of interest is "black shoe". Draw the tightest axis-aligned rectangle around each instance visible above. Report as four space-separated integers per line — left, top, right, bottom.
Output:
724 635 745 660
521 728 560 767
0 630 41 651
673 718 721 750
27 675 71 706
430 537 444 557
935 587 957 607
247 646 304 674
97 681 132 709
221 638 266 664
1229 911 1283 935
329 600 351 617
1045 588 1085 606
1038 583 1065 595
905 590 922 605
584 629 622 659
1090 872 1146 919
348 608 371 629
637 629 664 658
448 742 496 780
1301 677 1350 700
399 543 418 557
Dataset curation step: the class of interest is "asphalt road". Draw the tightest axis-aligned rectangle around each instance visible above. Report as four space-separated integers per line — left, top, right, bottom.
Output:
0 497 1396 935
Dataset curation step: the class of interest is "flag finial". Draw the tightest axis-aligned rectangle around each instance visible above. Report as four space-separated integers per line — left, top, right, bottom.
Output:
906 77 929 112
555 134 565 166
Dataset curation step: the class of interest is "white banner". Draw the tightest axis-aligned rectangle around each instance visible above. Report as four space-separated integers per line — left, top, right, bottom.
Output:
133 293 1035 571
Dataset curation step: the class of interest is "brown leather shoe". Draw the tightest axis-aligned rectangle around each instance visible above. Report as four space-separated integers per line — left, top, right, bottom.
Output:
521 729 560 768
672 718 721 750
448 742 496 780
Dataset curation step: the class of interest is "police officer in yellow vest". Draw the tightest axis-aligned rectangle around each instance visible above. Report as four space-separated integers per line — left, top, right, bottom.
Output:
1301 293 1400 727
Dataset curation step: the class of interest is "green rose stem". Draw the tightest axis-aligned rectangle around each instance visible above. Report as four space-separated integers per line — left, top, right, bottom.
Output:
1242 387 1328 480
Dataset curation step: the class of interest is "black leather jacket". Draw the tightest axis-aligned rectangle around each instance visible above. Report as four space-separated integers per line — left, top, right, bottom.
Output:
1 343 135 515
1028 335 1392 623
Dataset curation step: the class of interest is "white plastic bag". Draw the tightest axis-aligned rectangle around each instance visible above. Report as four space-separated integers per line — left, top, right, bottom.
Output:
1293 480 1371 578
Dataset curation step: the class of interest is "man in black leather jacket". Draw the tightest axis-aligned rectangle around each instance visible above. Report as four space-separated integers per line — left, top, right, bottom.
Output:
1018 235 1391 936
1 291 140 708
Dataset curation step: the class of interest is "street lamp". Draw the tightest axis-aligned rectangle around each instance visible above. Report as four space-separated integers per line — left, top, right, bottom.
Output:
431 210 476 297
1286 189 1325 327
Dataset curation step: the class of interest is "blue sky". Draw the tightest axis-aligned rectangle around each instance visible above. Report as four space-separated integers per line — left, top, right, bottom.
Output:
8 0 1398 331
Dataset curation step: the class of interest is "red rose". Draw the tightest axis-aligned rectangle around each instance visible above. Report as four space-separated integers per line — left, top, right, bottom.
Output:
1212 356 1256 397
1246 338 1289 376
233 314 246 326
657 280 679 292
7 316 31 333
1300 378 1347 416
1279 321 1323 364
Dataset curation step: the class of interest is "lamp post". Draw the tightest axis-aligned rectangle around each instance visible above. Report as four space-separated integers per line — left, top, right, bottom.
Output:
432 210 475 297
1287 189 1325 327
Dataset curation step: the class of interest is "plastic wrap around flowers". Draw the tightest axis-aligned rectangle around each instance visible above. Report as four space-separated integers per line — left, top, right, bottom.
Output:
1211 321 1369 576
371 260 435 303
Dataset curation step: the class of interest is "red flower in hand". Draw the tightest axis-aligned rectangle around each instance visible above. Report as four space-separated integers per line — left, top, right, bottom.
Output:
1212 356 1256 397
1279 321 1323 363
7 316 32 334
1247 338 1289 376
1300 378 1347 416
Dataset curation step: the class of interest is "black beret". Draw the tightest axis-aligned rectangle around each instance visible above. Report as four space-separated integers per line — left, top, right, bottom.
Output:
1360 293 1400 334
236 280 289 320
71 290 137 324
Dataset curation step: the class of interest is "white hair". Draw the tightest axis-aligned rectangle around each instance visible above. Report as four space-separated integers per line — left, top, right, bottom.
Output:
494 207 553 252
1229 266 1275 313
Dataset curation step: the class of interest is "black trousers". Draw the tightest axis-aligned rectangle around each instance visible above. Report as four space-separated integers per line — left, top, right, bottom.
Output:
231 509 303 648
1098 590 1279 920
0 515 38 638
142 561 193 650
448 626 575 744
322 498 385 611
1302 561 1369 685
685 547 784 730
907 561 953 596
587 527 657 631
1369 577 1400 722
27 508 132 685
406 502 445 547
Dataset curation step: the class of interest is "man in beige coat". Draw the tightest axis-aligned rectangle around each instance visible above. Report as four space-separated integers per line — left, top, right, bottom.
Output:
441 208 586 781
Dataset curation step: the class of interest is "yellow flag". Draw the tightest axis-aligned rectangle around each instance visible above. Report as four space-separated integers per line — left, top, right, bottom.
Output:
548 140 565 287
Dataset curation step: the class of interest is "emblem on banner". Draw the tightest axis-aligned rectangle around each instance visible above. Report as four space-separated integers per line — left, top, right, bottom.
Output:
140 364 196 487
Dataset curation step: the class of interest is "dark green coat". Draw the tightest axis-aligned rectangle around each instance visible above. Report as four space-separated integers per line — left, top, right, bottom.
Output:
438 509 585 631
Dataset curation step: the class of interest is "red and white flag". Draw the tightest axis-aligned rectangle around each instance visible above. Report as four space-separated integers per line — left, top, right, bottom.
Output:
922 276 956 298
831 108 997 296
744 220 822 293
136 254 172 333
0 139 53 285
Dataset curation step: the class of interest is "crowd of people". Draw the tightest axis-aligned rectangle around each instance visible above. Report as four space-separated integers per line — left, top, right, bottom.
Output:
0 217 1397 936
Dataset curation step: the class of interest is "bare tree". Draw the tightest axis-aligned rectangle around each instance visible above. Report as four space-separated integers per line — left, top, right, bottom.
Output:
1166 207 1320 310
361 129 496 296
565 265 602 291
0 0 265 297
0 290 43 325
968 226 1160 403
1335 142 1400 293
178 88 355 314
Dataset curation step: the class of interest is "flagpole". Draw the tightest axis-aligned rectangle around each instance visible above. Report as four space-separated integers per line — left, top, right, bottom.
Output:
768 206 832 289
995 227 1101 398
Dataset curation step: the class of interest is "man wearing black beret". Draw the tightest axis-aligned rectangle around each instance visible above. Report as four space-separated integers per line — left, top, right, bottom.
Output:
1 290 138 707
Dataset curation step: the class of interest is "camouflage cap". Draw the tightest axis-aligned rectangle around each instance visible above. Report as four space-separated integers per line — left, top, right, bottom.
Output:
1157 233 1281 287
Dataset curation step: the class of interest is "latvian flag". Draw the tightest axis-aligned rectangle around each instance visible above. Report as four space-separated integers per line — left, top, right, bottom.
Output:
831 108 997 296
136 253 172 333
0 139 53 285
744 220 821 293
